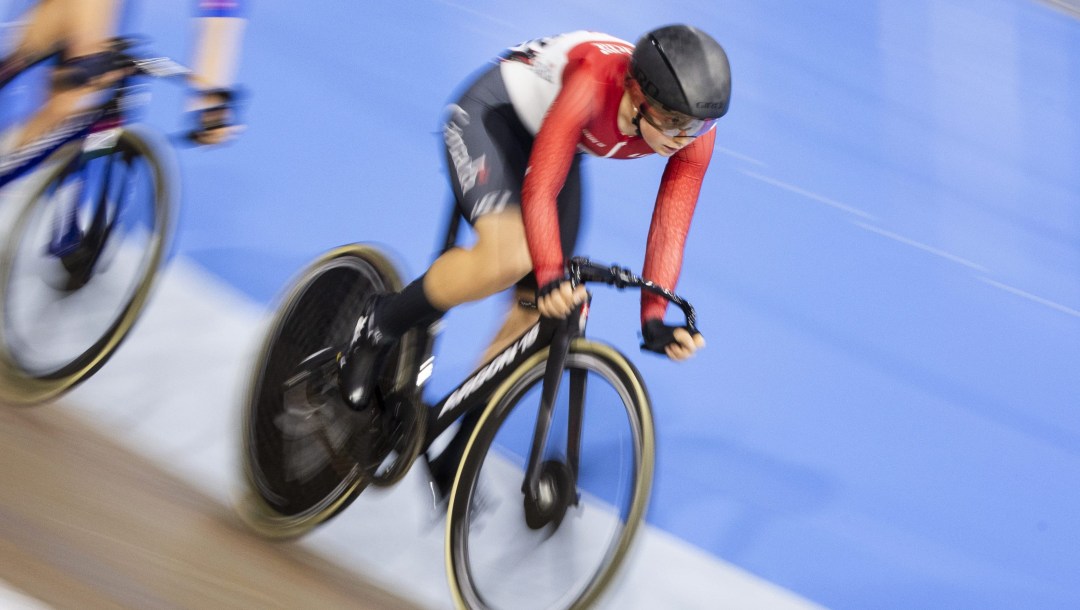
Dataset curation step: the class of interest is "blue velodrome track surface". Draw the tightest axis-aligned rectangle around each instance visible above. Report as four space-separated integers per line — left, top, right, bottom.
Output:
4 1 1080 608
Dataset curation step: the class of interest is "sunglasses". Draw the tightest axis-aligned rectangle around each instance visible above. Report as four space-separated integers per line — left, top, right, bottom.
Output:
637 101 716 138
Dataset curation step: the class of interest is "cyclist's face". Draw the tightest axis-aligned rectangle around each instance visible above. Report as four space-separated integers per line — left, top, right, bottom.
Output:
639 101 713 138
629 83 714 157
636 103 696 157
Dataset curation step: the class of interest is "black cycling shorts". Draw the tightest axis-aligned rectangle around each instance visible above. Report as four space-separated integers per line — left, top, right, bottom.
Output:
442 63 582 273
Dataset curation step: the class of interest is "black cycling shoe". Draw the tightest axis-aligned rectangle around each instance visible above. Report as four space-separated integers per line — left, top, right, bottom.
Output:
339 296 395 410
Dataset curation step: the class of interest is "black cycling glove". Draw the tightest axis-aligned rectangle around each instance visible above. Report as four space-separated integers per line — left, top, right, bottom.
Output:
188 87 243 144
537 278 567 301
641 318 697 355
54 51 126 89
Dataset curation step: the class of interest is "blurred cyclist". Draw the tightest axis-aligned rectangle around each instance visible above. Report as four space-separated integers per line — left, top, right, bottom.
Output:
342 24 731 499
0 0 245 161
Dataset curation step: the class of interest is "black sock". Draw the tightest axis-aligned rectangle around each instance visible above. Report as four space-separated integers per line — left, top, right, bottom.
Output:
372 274 444 339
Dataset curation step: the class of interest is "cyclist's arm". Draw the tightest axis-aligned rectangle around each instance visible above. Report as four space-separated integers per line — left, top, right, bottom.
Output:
189 1 246 96
521 67 600 310
187 1 246 144
639 127 715 325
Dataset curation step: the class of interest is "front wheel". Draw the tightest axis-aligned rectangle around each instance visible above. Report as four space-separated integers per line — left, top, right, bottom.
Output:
446 339 655 610
0 127 175 405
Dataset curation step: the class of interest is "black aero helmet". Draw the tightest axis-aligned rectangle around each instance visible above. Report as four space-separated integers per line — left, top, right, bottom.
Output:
631 25 731 120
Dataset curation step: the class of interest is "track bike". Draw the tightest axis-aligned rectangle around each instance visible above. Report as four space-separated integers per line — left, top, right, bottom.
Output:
238 207 701 610
0 36 193 405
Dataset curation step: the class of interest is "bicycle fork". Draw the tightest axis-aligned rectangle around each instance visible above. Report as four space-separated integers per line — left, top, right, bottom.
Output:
521 299 589 527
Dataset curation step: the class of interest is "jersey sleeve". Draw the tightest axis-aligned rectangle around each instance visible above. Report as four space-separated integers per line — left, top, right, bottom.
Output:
640 127 716 323
521 67 602 288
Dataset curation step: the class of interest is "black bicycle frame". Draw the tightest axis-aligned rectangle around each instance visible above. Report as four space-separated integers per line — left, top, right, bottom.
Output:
408 249 696 506
401 204 585 500
406 301 583 504
414 306 579 441
404 202 698 507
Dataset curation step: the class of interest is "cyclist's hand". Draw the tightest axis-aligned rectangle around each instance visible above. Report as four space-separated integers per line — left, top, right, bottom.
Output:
188 88 244 146
641 319 706 361
667 327 706 361
538 279 587 319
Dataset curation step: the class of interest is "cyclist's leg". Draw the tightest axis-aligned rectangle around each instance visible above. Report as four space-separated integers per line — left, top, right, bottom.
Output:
418 213 535 500
11 0 121 149
342 208 533 407
342 65 536 409
476 155 582 364
424 208 533 310
428 161 581 500
1 2 64 150
3 1 66 60
424 134 583 509
384 66 542 326
60 0 121 57
477 285 539 366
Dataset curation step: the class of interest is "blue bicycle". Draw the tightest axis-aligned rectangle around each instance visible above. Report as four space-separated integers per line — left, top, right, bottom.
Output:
0 36 189 405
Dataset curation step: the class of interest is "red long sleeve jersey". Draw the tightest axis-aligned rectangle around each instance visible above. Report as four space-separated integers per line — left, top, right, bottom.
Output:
502 31 716 322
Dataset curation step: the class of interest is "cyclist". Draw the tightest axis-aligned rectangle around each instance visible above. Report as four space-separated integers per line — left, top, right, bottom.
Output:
0 0 245 175
343 24 730 498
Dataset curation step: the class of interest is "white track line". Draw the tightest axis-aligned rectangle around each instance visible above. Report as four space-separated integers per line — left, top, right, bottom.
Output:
740 169 876 220
979 277 1080 319
852 221 989 272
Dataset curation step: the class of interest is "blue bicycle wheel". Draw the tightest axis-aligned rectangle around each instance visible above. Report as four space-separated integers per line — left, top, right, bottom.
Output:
0 126 175 405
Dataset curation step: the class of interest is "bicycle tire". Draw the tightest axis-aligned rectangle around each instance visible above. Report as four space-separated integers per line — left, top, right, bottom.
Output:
446 339 655 610
0 126 174 405
238 244 420 539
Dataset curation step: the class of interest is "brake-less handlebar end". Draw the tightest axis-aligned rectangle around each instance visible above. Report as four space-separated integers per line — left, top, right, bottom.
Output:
568 257 632 287
567 256 698 334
